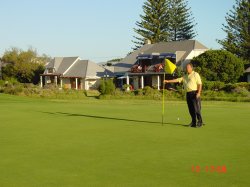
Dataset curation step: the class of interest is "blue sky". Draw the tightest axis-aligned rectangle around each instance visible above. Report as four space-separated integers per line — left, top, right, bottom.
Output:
0 0 235 62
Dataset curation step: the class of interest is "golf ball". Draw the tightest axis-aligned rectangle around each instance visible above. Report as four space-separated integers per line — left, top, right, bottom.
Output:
177 118 180 121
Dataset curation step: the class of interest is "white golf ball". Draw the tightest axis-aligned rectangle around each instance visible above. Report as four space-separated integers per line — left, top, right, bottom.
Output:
177 118 180 121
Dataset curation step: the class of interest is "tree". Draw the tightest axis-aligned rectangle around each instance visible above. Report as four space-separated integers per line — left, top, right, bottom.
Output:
133 0 197 49
191 50 244 83
218 0 250 63
98 79 115 95
167 0 197 41
133 0 169 49
1 48 48 84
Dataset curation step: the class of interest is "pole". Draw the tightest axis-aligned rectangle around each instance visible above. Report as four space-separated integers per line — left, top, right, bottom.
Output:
162 73 165 125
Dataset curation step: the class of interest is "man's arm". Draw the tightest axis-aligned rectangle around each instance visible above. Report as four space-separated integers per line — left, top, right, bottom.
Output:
197 84 202 98
164 79 180 84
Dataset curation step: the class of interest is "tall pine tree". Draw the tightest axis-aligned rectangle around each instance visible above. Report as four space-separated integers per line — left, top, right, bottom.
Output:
167 0 197 41
218 0 250 63
133 0 169 49
133 0 197 49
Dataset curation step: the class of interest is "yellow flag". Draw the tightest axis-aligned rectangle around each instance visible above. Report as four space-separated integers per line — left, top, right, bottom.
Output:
164 59 176 74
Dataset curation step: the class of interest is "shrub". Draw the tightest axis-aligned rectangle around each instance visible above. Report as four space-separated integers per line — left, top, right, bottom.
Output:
232 87 249 97
99 80 106 94
105 79 115 95
122 84 130 91
191 50 244 83
224 83 237 92
134 89 144 96
235 82 250 91
98 79 115 95
203 81 225 91
143 86 154 96
3 84 23 95
224 82 250 92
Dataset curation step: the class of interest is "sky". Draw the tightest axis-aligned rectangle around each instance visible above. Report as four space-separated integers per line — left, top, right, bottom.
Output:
0 0 235 62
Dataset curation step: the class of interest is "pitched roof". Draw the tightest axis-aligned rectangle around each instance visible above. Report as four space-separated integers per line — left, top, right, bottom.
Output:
114 40 208 73
46 57 79 74
245 67 250 73
63 60 88 77
85 60 111 78
62 60 114 78
114 44 155 73
56 57 79 74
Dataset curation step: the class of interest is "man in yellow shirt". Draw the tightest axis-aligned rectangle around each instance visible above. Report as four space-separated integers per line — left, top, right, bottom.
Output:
164 63 203 128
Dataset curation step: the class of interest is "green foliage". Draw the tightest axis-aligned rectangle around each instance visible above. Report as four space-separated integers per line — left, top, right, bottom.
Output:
134 89 144 96
174 66 184 77
0 78 23 95
142 86 153 96
232 87 249 97
218 0 250 63
203 81 225 91
133 0 169 48
122 84 130 91
98 79 115 95
1 47 48 84
133 0 197 49
167 0 197 41
99 80 106 94
191 50 244 83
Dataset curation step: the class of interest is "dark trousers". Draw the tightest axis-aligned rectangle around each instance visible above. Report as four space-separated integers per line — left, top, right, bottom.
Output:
186 91 203 125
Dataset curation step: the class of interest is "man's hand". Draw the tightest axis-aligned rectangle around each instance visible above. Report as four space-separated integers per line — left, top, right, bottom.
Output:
164 79 179 84
197 84 202 99
196 92 201 99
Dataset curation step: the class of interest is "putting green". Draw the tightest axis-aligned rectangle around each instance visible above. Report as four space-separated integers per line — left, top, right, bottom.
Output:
0 94 249 187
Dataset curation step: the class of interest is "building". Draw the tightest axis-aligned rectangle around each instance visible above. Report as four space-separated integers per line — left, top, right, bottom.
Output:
114 40 208 90
245 67 250 82
0 60 3 80
41 57 113 90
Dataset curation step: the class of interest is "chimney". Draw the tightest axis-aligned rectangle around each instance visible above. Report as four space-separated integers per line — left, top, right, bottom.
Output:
145 39 152 45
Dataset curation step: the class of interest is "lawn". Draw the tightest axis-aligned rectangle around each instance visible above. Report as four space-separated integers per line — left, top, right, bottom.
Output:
0 94 249 187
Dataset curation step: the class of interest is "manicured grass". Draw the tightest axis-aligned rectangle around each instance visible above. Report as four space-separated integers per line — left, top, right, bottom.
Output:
0 94 249 187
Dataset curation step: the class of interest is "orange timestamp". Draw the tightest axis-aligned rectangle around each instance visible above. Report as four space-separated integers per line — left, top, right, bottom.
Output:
192 165 227 173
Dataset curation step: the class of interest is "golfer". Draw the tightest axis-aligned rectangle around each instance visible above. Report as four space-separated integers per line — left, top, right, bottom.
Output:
164 63 203 128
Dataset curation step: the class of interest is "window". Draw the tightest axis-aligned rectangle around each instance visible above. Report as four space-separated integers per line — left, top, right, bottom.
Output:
48 68 54 74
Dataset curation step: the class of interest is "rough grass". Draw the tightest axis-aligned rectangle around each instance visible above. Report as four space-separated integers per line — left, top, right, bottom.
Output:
0 94 249 187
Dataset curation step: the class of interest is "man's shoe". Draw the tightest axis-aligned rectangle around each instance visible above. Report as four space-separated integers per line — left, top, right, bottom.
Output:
197 122 203 127
189 122 196 128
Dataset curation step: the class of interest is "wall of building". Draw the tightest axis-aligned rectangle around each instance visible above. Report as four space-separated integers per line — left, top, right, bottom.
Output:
62 78 71 89
133 77 139 90
84 79 101 90
181 49 207 68
152 75 161 89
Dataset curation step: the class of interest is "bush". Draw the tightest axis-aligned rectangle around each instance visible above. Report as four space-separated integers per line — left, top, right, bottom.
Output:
134 89 144 96
235 82 250 91
99 80 106 94
224 82 250 92
191 50 244 83
203 81 225 91
122 84 130 91
143 86 154 96
98 79 115 95
232 87 249 97
3 84 23 95
224 83 237 92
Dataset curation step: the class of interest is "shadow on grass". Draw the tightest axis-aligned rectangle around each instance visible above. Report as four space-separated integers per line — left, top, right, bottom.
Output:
40 111 189 127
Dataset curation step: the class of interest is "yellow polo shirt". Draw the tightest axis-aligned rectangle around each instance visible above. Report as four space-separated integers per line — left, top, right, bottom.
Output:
177 71 202 92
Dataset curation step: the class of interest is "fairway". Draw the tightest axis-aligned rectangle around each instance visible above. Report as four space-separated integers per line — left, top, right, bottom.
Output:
0 94 250 187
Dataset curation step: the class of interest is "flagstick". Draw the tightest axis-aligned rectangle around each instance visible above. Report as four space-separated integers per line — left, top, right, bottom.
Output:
162 73 166 126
